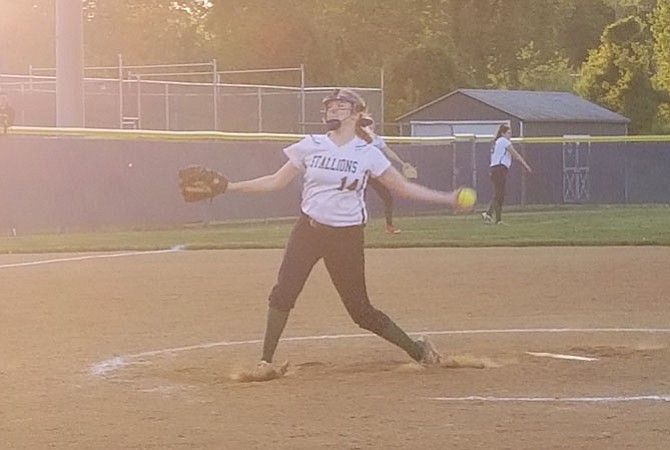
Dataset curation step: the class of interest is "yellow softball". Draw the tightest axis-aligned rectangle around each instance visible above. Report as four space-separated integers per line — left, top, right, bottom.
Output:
456 187 477 210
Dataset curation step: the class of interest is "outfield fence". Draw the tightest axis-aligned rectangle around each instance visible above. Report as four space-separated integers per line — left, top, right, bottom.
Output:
0 128 668 232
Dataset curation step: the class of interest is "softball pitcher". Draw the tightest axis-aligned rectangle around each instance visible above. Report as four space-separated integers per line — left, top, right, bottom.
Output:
226 88 471 380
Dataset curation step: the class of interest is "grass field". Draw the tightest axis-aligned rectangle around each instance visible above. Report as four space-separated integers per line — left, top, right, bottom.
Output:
1 204 669 253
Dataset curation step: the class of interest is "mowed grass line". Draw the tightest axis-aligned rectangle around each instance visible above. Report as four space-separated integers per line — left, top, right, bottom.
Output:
0 205 668 254
365 205 670 248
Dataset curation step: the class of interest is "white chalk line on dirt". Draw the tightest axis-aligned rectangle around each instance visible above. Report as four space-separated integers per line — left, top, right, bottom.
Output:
429 395 670 403
89 327 670 377
525 351 599 361
0 245 184 270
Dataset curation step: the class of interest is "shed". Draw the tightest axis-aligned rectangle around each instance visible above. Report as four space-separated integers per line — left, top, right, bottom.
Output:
395 89 629 137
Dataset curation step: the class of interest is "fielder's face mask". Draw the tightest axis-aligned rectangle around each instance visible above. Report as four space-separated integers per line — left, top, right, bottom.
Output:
322 89 367 131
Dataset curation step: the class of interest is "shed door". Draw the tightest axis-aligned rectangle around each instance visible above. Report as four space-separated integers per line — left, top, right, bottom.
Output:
562 138 591 203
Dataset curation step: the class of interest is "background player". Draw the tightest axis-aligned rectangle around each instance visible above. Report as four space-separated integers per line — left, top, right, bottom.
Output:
360 114 418 234
226 88 473 379
482 124 532 224
0 91 15 134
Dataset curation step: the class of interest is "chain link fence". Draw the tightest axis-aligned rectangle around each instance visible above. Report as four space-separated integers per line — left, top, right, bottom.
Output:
0 61 383 133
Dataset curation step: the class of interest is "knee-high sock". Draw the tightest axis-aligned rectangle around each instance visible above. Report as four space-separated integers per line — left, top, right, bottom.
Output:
374 315 422 362
261 306 290 363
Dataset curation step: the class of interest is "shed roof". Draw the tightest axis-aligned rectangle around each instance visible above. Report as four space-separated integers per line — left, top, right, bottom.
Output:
397 89 630 123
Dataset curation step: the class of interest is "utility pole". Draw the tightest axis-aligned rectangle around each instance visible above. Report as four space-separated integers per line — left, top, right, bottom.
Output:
56 0 84 127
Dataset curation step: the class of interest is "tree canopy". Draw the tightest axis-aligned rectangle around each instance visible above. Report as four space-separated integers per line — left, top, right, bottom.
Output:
1 0 668 132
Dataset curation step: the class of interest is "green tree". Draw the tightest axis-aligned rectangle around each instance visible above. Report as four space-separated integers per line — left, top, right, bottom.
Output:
0 1 54 72
511 43 575 92
6 0 662 133
651 1 670 91
576 16 659 133
82 0 211 67
441 0 581 89
385 45 463 120
650 1 670 130
203 0 331 83
203 0 458 110
603 0 656 19
560 0 617 66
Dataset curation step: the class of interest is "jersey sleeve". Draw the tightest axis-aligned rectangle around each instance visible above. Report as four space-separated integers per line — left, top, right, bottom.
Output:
372 135 386 150
368 145 392 177
282 136 312 171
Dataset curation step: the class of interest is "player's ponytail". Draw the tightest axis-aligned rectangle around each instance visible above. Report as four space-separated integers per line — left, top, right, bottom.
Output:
355 113 374 144
355 121 373 143
493 124 510 144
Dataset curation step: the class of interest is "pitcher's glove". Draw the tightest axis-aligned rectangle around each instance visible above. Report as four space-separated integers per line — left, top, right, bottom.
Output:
401 162 418 180
178 165 228 202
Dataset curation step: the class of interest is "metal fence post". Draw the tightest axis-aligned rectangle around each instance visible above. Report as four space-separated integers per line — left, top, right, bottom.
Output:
380 67 385 134
212 59 218 131
452 140 458 191
257 86 263 132
300 64 305 134
164 83 170 130
471 137 477 190
521 144 527 205
20 82 26 124
118 54 123 129
624 148 629 203
136 74 142 128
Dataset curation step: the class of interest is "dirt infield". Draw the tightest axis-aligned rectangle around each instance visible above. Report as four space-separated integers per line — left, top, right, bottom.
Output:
1 247 669 449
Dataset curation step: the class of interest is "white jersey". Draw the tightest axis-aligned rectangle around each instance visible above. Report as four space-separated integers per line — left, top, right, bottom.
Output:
490 136 512 168
371 134 386 151
284 134 391 227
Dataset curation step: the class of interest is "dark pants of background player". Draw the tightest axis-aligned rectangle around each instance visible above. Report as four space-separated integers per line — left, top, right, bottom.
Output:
367 178 394 226
260 213 423 363
486 164 508 223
